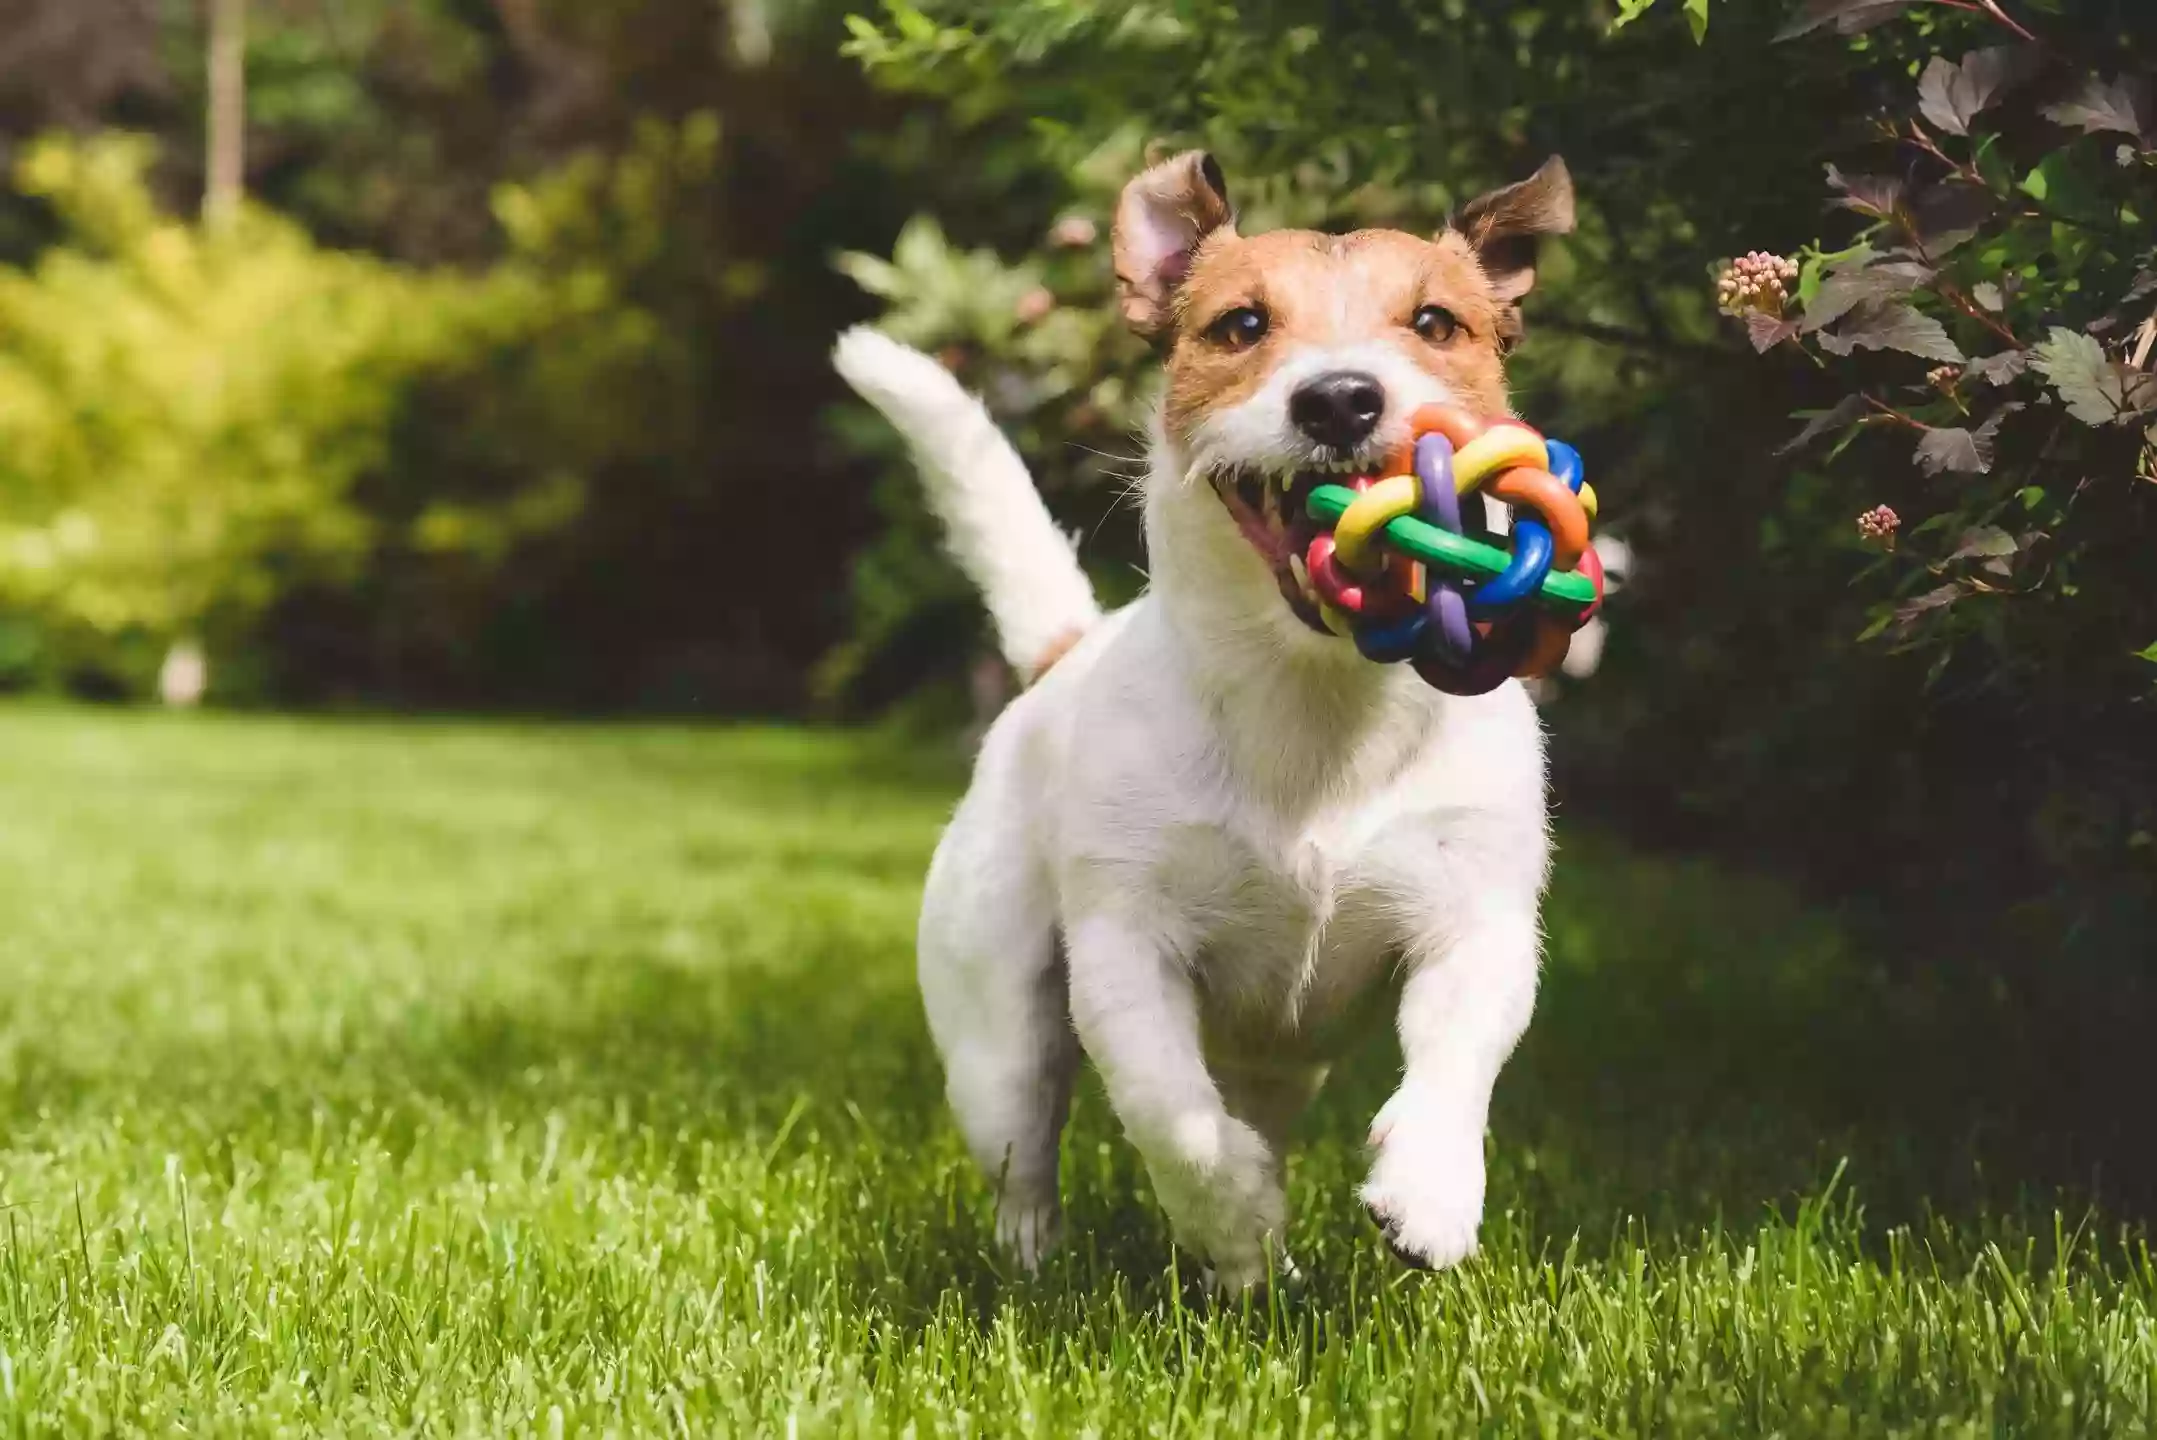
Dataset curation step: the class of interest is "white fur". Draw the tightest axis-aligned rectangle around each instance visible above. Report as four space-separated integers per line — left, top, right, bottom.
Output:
835 329 1550 1288
833 327 1101 673
1186 341 1457 481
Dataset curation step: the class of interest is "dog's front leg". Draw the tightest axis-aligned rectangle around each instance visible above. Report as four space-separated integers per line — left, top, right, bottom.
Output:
1064 910 1287 1290
1362 905 1538 1270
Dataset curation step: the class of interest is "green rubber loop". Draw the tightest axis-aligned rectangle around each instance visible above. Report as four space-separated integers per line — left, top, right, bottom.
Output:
1305 484 1596 617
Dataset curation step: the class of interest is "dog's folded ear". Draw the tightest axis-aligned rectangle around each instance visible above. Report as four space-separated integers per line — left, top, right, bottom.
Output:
1113 150 1235 335
1448 157 1576 344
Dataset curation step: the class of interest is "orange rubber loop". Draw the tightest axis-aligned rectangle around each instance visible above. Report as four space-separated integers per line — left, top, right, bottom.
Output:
1487 467 1590 570
1405 404 1488 451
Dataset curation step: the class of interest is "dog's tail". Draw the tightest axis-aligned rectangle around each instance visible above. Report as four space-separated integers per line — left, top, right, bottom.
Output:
832 326 1101 682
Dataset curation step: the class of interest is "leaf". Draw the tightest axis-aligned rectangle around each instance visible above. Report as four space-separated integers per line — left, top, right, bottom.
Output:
2042 75 2153 143
1907 182 1993 258
1821 241 1881 275
1826 164 1904 219
1912 407 2012 480
1820 300 1965 363
1946 525 2017 560
1914 426 1992 476
1685 0 1710 41
1747 314 1800 352
2019 148 2119 228
1777 394 1868 455
1918 49 2037 136
1971 281 2004 311
1965 350 2029 386
1916 57 1964 135
2032 327 2157 425
1777 0 1915 39
1893 582 1965 631
1802 262 1929 334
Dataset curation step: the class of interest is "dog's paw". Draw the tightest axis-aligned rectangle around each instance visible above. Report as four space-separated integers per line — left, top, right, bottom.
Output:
1148 1111 1287 1289
1360 1087 1486 1271
995 1199 1063 1273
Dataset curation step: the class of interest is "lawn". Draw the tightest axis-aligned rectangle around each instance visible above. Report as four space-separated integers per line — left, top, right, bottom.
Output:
0 706 2148 1437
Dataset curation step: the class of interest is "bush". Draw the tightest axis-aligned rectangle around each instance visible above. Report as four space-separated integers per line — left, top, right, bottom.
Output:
832 0 2157 990
0 3 926 713
0 135 614 694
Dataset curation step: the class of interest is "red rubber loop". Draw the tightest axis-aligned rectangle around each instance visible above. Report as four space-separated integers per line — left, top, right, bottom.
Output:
1307 535 1419 621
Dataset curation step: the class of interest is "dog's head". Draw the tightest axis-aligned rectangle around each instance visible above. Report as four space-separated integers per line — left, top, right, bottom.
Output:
1115 151 1574 634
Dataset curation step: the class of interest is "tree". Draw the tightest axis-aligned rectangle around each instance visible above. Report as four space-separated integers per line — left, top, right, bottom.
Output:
205 0 244 222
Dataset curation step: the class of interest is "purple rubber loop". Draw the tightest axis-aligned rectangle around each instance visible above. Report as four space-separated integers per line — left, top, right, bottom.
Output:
1414 434 1460 530
1412 612 1537 697
1427 587 1474 663
1412 432 1477 662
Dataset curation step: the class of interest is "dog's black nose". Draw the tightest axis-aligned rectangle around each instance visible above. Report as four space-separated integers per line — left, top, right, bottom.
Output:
1289 371 1385 450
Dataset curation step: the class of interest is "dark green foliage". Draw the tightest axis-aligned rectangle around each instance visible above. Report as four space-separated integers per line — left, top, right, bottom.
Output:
0 0 2148 1000
832 1 2157 998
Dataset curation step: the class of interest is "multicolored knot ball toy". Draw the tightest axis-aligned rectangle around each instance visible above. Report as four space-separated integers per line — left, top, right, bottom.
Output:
1301 404 1605 697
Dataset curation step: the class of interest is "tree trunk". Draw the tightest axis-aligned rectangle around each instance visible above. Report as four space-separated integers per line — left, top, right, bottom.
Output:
205 0 245 223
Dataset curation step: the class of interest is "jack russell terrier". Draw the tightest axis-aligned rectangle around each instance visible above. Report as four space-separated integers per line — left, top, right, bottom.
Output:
833 149 1576 1288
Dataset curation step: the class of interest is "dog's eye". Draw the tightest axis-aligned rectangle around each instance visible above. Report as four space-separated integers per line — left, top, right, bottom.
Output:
1412 304 1460 343
1204 305 1269 349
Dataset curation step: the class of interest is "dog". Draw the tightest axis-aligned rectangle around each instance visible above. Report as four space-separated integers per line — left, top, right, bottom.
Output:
833 149 1575 1288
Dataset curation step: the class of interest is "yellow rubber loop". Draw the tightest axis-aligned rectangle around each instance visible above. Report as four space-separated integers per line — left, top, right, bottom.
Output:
1451 425 1547 496
1331 473 1421 574
1319 601 1356 638
1579 482 1599 522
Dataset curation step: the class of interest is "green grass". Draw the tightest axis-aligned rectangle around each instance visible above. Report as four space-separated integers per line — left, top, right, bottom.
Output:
0 705 2148 1437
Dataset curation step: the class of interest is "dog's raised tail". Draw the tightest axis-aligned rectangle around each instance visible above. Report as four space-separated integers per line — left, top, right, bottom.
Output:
832 327 1101 682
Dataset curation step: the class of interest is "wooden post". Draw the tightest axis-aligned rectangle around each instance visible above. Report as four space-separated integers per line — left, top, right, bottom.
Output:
205 0 246 224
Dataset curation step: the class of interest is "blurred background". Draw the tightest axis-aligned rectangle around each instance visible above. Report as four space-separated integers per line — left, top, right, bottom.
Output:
0 0 2149 1186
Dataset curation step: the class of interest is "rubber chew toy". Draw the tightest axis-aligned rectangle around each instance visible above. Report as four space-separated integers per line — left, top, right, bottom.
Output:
1302 404 1605 696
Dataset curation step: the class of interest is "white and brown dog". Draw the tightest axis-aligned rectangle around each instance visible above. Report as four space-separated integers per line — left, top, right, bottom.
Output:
833 150 1576 1288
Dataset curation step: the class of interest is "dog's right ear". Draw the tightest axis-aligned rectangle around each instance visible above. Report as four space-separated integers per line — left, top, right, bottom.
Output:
1112 150 1234 335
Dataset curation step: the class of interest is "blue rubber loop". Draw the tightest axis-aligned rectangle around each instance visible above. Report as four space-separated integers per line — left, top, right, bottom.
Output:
1546 439 1584 494
1469 518 1554 618
1353 610 1428 664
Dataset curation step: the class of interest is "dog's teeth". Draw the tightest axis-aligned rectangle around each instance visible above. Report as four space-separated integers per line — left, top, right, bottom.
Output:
1293 554 1318 604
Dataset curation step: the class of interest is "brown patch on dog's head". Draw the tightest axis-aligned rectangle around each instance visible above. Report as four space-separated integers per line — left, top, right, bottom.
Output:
1111 151 1576 629
1112 152 1577 441
1160 227 1521 438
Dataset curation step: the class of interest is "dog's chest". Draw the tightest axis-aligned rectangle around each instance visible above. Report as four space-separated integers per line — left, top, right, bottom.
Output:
1156 816 1402 1036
